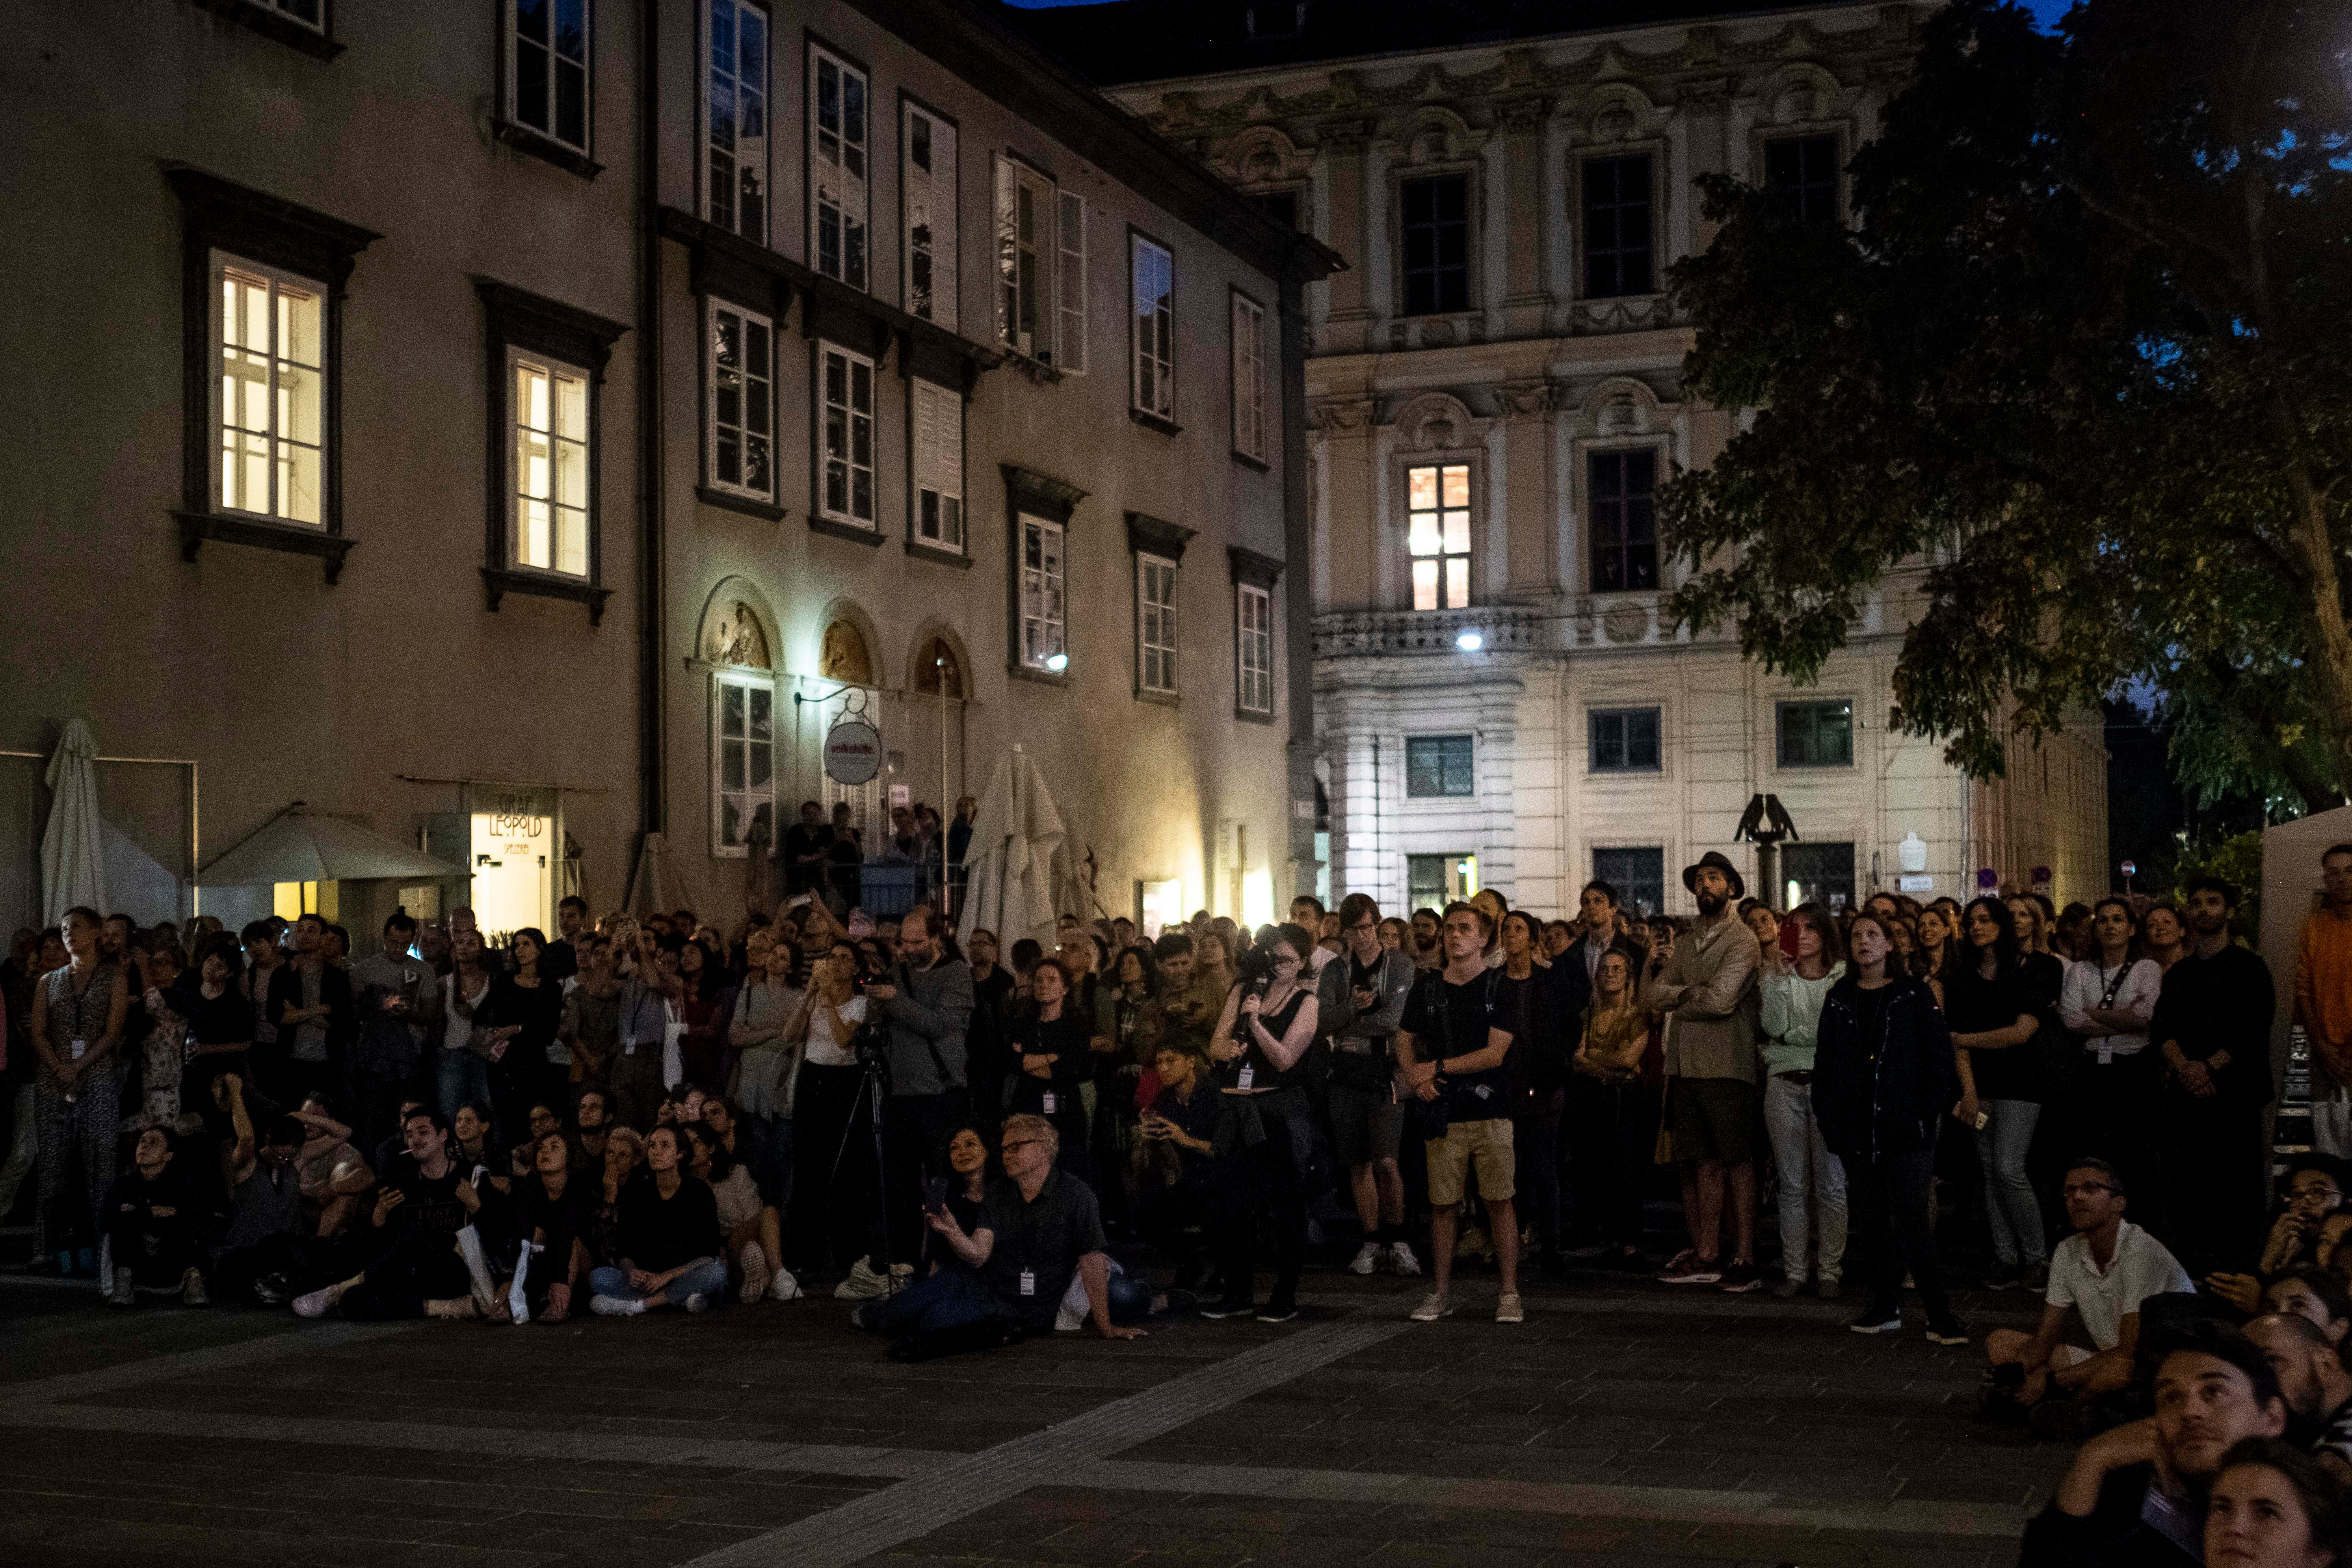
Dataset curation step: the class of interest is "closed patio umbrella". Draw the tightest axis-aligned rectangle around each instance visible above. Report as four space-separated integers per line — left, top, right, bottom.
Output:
956 745 1067 951
40 718 109 923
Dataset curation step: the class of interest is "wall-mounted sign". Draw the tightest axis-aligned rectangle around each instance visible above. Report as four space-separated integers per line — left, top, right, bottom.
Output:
1897 874 1934 893
824 718 883 786
1976 868 1999 889
2121 860 2137 877
2030 865 2053 887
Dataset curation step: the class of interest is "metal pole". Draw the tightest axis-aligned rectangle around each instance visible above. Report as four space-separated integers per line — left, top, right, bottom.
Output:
937 656 948 913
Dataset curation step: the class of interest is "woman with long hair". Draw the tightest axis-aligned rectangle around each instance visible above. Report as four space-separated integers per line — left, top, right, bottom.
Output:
2059 897 2165 1212
28 907 128 1275
586 1124 727 1315
727 931 804 1123
1813 911 1965 1344
1005 958 1096 1177
484 926 565 1146
1759 903 1848 1298
1914 905 1958 1006
675 937 729 1090
785 941 872 1277
1947 896 2050 1291
1567 948 1656 1271
1193 929 1236 1000
512 1130 593 1323
681 1120 785 1305
1201 923 1322 1323
433 930 504 1148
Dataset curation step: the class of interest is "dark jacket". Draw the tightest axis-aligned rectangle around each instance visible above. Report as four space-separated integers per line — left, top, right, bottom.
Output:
1813 973 1958 1161
265 960 355 1073
2015 1465 2200 1568
870 955 973 1096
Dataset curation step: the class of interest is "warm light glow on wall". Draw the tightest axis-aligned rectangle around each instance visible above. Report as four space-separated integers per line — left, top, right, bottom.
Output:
1242 868 1274 928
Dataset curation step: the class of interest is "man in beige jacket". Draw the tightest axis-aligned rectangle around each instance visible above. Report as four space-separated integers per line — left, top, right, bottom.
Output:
1642 851 1766 1293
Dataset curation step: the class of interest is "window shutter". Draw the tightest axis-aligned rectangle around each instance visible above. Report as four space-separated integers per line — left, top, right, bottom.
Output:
912 380 938 512
936 385 963 538
929 117 958 333
994 156 1015 348
1057 189 1087 375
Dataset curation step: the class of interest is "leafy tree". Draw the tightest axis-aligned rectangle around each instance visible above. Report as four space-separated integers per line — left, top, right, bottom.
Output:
1660 0 2352 809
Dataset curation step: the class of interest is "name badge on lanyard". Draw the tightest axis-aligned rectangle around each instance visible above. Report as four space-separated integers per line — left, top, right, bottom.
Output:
1019 1269 1036 1297
1041 1091 1058 1115
1236 1064 1255 1091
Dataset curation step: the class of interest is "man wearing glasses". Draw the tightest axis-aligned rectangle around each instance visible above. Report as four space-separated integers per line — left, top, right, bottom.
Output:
1318 893 1421 1278
986 1114 1145 1341
1984 1157 2192 1426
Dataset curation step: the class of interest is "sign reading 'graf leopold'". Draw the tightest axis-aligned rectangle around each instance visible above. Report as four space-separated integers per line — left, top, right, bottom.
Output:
823 717 882 785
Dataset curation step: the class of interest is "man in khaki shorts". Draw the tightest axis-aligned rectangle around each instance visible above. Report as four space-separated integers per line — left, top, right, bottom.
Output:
1394 902 1523 1324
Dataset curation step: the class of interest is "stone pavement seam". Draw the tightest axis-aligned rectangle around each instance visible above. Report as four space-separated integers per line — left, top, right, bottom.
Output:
0 1320 418 1409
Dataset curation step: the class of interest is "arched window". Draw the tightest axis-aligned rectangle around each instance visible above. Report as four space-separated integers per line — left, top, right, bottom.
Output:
914 635 963 698
819 618 872 685
700 595 777 860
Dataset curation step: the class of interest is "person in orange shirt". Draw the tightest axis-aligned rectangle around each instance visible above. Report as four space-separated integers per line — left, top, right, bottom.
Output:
2296 844 2352 1157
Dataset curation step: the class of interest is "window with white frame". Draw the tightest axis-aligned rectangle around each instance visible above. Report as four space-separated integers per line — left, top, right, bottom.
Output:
1236 582 1274 715
1057 190 1088 373
703 0 769 243
707 300 773 501
996 158 1084 369
1137 554 1177 695
903 102 958 331
1407 461 1472 610
1230 290 1266 461
911 379 964 549
510 349 591 576
817 342 876 527
810 47 868 290
509 0 591 154
711 669 775 857
213 253 326 527
1020 514 1067 671
1130 233 1174 420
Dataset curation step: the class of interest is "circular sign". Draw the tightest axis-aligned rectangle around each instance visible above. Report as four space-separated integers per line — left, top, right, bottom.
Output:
2121 859 2138 876
2030 865 2053 886
823 718 883 786
1976 868 1999 889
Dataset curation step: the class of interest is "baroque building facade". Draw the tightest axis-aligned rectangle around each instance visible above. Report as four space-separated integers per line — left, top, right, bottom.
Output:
0 0 1330 939
1017 0 2109 918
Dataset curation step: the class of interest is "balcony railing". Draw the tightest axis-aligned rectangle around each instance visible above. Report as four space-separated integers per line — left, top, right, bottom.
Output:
1312 606 1545 659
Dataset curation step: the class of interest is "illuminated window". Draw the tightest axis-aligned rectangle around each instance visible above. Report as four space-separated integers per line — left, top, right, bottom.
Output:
1406 462 1471 610
213 254 325 527
510 350 591 576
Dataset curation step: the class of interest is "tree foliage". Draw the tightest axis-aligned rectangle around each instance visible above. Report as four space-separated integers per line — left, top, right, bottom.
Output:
1661 0 2352 805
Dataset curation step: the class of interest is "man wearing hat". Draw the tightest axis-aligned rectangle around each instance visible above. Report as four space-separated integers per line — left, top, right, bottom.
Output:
1642 851 1767 1292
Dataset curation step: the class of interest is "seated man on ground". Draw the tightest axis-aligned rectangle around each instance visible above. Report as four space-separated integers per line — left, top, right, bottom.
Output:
296 1105 502 1321
2020 1324 2291 1566
2247 1311 2352 1485
587 1124 728 1315
211 1079 321 1304
1987 1158 2192 1422
291 1095 374 1238
101 1127 208 1307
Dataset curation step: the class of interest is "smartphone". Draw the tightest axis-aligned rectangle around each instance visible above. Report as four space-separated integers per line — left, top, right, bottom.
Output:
922 1177 949 1214
1779 922 1802 960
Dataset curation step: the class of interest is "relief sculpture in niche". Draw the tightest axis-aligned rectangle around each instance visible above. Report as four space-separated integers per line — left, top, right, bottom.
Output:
705 603 770 669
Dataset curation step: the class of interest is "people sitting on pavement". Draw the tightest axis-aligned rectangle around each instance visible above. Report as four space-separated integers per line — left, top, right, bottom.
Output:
290 1094 374 1238
2204 1436 2352 1568
682 1120 791 1305
511 1130 594 1324
587 1124 727 1316
297 1105 502 1322
210 1078 318 1305
1133 1043 1220 1298
101 1126 207 1308
2246 1312 2352 1485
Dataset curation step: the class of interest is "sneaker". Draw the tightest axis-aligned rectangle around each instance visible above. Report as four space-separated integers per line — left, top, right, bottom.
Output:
1771 1275 1805 1300
1816 1277 1842 1300
1495 1291 1525 1324
1253 1302 1298 1324
1981 1264 2017 1292
887 1262 915 1295
2017 1262 2049 1294
1924 1315 1970 1347
105 1267 135 1307
423 1295 481 1320
292 1278 352 1319
768 1266 802 1302
1659 1255 1724 1286
252 1272 293 1306
1718 1261 1765 1295
589 1294 645 1317
1349 1242 1382 1276
180 1268 209 1308
1198 1297 1257 1320
1388 1241 1422 1277
833 1257 892 1301
1409 1290 1455 1322
739 1242 772 1306
1848 1302 1904 1335
684 1292 711 1314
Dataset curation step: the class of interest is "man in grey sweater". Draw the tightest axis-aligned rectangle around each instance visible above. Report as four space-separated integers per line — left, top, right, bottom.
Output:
1641 851 1765 1293
1319 893 1423 1276
847 904 974 1293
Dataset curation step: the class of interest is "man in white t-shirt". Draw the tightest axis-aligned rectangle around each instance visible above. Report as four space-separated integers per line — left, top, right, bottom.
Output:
1986 1157 2193 1412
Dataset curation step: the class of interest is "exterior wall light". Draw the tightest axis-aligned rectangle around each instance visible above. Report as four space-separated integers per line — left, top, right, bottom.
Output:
1455 629 1483 652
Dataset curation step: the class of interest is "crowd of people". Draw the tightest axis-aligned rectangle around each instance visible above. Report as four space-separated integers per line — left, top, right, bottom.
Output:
14 834 2352 1564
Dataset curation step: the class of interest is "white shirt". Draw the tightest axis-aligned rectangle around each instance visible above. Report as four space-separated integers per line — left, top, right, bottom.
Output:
441 973 489 1055
2047 1220 2193 1350
803 993 868 1068
2059 958 2162 1059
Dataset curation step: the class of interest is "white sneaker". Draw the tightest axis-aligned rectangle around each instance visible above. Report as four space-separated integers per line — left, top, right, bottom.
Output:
768 1266 802 1302
1495 1291 1525 1325
1348 1242 1382 1276
684 1292 711 1314
180 1267 209 1308
1389 1241 1423 1278
1409 1289 1454 1322
833 1257 892 1300
292 1279 350 1319
589 1294 645 1317
106 1267 135 1307
739 1242 772 1306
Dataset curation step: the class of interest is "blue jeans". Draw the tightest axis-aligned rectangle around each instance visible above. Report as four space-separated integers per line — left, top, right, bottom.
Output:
588 1257 728 1308
875 1267 1010 1338
1977 1099 2046 1266
437 1051 495 1141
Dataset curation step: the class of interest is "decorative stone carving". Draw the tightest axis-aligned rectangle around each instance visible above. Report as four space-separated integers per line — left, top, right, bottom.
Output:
1602 601 1651 644
705 601 771 669
1306 396 1376 433
1496 95 1550 135
1493 382 1560 419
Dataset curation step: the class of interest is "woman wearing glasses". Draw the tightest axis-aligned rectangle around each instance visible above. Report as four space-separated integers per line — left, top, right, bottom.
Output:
1201 923 1322 1323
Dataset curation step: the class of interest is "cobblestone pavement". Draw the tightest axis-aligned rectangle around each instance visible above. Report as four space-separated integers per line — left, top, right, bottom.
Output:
0 1269 2051 1567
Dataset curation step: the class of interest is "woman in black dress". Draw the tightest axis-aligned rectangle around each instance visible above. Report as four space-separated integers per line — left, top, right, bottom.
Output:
1201 923 1322 1323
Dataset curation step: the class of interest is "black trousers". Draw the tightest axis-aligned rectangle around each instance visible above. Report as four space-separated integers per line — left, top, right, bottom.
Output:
1514 1109 1563 1246
1215 1101 1309 1308
877 1090 968 1269
788 1062 874 1271
2159 1097 2268 1278
1843 1140 1954 1321
1137 1176 1218 1287
2063 1054 2166 1240
1564 1079 1660 1248
339 1231 472 1320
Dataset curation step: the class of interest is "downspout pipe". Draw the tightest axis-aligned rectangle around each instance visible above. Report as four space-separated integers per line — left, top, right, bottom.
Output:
634 0 666 867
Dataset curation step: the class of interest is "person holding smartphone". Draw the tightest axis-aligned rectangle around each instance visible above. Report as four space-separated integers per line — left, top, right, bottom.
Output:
1134 1044 1220 1295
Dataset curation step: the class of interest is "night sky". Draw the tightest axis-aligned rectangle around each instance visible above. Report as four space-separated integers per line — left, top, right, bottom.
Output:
1003 0 2081 30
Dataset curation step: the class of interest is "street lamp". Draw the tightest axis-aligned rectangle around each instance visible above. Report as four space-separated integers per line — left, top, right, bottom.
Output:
1455 629 1483 652
1045 652 1068 672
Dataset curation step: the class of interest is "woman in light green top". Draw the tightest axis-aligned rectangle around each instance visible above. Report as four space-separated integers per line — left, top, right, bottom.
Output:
1757 904 1848 1299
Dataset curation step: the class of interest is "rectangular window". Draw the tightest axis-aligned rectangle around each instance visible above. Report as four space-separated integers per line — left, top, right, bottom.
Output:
707 300 773 500
1130 233 1174 420
1405 735 1475 798
1231 291 1267 462
903 103 958 331
1779 841 1856 913
1236 582 1274 714
818 342 875 527
1137 554 1177 695
1058 190 1088 373
1592 847 1665 918
1406 852 1480 913
1589 707 1662 773
712 671 775 857
1400 174 1470 316
811 47 868 290
910 378 964 549
1588 448 1657 593
1021 515 1067 671
1777 699 1855 768
213 253 325 527
266 0 325 30
703 0 768 243
1582 153 1654 298
510 0 591 154
1407 461 1472 611
511 348 591 576
1764 133 1841 225
995 158 1080 368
